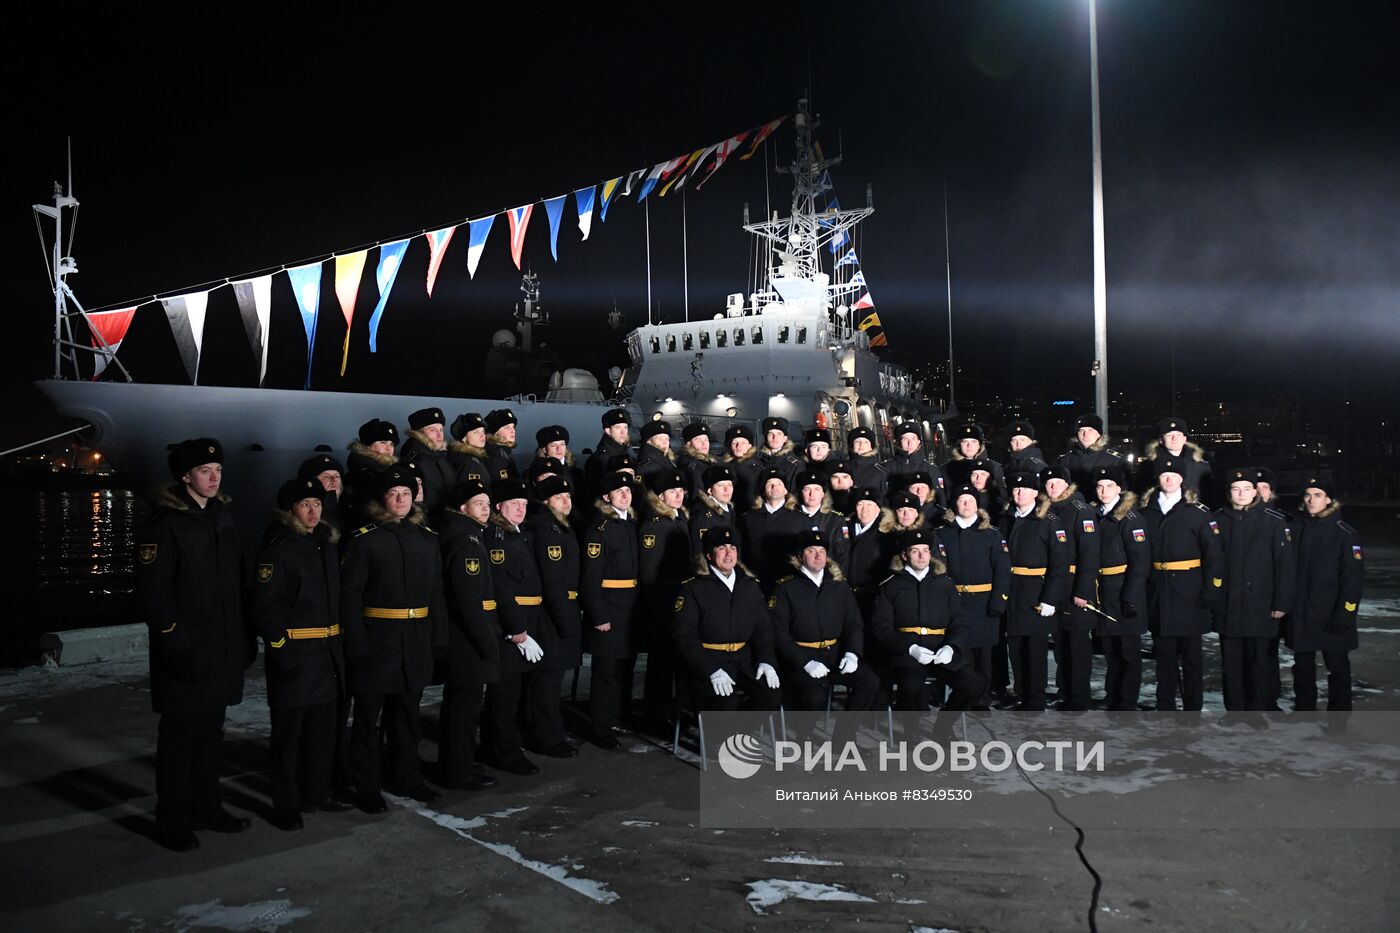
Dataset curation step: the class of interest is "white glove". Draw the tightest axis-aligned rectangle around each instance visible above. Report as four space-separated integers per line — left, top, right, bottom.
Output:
932 645 954 666
803 660 830 679
517 634 544 663
1037 603 1056 617
710 668 736 697
756 662 781 689
908 644 936 665
838 652 859 674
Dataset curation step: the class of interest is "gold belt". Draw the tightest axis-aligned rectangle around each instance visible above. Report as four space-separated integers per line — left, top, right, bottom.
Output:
956 583 993 594
287 624 341 640
797 638 838 649
1069 564 1077 574
514 596 544 606
702 641 747 652
898 627 946 635
481 600 497 611
567 590 578 600
1011 567 1047 577
363 607 429 619
1099 564 1128 576
601 579 638 589
1153 559 1201 571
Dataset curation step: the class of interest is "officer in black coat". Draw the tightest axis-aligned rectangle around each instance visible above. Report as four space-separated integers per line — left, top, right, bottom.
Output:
845 486 888 621
881 421 933 494
757 416 804 488
871 529 985 711
1288 476 1365 711
582 471 642 748
824 458 857 515
1042 466 1102 711
254 478 352 831
297 453 345 530
1255 466 1294 708
673 527 782 711
676 422 717 495
802 427 835 472
584 407 634 502
771 529 879 713
1138 456 1225 712
792 470 851 573
533 423 584 490
136 438 251 851
638 470 693 729
1090 466 1152 710
447 412 491 486
1137 417 1215 506
526 474 582 758
340 466 448 810
944 458 1005 523
1058 414 1125 502
481 478 550 775
895 470 945 530
940 424 1004 507
481 409 522 483
723 424 764 512
846 426 888 492
1005 420 1049 477
999 471 1073 711
934 484 1010 709
739 466 803 592
436 480 504 790
342 418 399 531
399 407 454 517
1215 469 1295 711
636 419 678 489
690 463 739 554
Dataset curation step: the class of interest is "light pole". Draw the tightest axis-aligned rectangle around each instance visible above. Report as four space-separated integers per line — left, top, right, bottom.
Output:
1090 0 1109 427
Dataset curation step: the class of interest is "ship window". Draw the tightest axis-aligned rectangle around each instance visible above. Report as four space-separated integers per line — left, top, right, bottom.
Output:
649 336 661 354
796 326 807 345
666 334 677 353
682 332 693 351
699 329 711 349
734 328 746 346
716 329 728 348
777 325 790 344
751 325 763 345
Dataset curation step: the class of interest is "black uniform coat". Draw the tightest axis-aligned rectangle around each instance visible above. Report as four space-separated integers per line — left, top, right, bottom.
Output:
770 560 864 670
940 444 1006 499
1215 500 1295 638
342 441 397 531
871 561 973 668
739 497 804 590
673 563 775 678
1047 488 1103 633
339 504 448 695
446 439 490 485
1137 440 1214 504
253 511 344 709
675 443 716 496
530 505 584 670
437 511 502 686
999 498 1074 637
137 486 247 714
791 498 852 573
483 512 550 675
484 435 521 484
1058 437 1125 500
689 491 738 556
635 443 677 488
1006 445 1049 477
848 451 888 492
724 447 764 513
584 435 632 497
1093 493 1152 636
880 446 934 494
1138 489 1225 638
1287 502 1364 653
582 508 641 658
933 509 1010 649
399 430 455 517
876 507 927 570
757 440 804 489
639 493 693 652
844 517 887 612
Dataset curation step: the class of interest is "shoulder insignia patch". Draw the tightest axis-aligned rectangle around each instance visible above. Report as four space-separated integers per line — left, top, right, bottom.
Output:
1194 503 1211 513
937 542 947 557
776 575 794 584
138 543 158 565
1132 528 1146 543
1208 520 1220 535
1264 507 1287 520
490 548 506 565
1339 521 1357 534
1353 544 1363 560
499 469 509 479
354 524 376 537
1283 527 1292 542
642 534 656 549
1055 529 1068 543
767 596 777 609
465 557 481 575
1001 540 1009 552
587 543 603 559
547 545 563 562
1082 519 1096 533
257 563 274 583
674 595 685 612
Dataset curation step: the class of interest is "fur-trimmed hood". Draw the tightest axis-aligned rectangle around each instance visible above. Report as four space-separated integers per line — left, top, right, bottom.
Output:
941 508 993 530
489 510 524 534
348 440 397 466
487 432 516 449
536 448 576 467
1144 439 1204 463
889 554 949 575
1049 483 1081 505
406 429 446 453
640 444 676 463
1229 495 1264 513
1068 435 1109 453
691 555 758 578
726 446 759 464
797 493 838 516
761 440 797 459
546 503 573 528
646 490 688 521
950 442 987 462
365 501 426 526
698 490 733 513
681 442 715 463
598 505 637 522
1301 499 1343 520
1108 491 1139 522
153 484 232 512
1140 487 1200 510
1006 495 1054 521
751 494 798 512
270 507 341 543
785 554 847 582
877 506 926 534
449 439 488 459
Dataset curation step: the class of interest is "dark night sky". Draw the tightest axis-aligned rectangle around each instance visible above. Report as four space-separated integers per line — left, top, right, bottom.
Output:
5 1 1397 415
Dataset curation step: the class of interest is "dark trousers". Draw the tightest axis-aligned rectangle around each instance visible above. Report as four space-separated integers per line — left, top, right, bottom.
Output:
688 670 780 711
482 673 527 765
991 619 1011 693
1055 629 1093 710
642 642 678 722
350 691 424 796
590 655 634 732
332 690 352 791
784 664 880 712
155 705 226 834
1008 634 1049 710
1102 634 1143 711
524 669 567 747
891 663 985 712
1153 635 1204 711
438 678 485 784
269 702 335 811
1293 650 1353 711
968 646 995 706
1221 636 1274 711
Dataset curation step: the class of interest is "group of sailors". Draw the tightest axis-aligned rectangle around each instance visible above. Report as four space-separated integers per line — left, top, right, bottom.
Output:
135 408 1365 852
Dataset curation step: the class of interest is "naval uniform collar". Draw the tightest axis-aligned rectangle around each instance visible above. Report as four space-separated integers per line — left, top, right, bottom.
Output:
1100 495 1120 515
906 565 931 581
710 565 737 591
954 513 978 529
801 566 824 587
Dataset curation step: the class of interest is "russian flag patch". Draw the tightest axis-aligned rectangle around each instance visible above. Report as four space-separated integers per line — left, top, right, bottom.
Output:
1082 519 1096 533
1354 545 1363 560
1132 529 1146 543
1055 530 1068 543
1209 520 1220 535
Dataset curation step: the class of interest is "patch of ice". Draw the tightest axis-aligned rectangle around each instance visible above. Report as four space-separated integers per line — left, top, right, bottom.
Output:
171 899 310 932
764 854 845 866
745 879 875 915
895 898 928 905
910 926 958 932
620 819 658 827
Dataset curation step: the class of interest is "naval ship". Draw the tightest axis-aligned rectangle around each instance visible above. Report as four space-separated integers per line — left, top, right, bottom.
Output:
31 99 948 533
